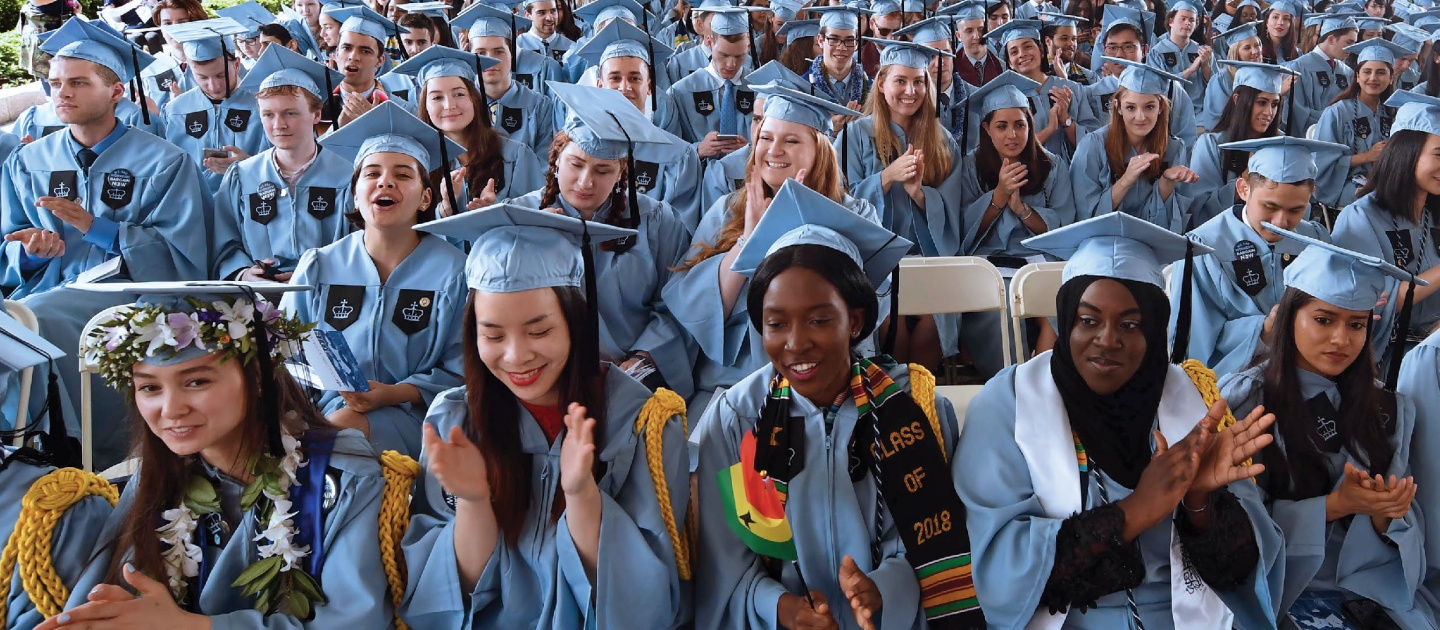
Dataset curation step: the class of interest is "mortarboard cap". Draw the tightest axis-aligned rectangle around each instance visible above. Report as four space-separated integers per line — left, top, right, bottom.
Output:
731 179 912 288
573 0 650 28
1022 212 1214 288
708 6 764 36
548 81 680 161
809 5 868 30
1346 37 1412 65
163 18 249 63
1215 20 1260 47
320 101 466 170
1212 12 1234 32
894 16 953 43
1304 12 1360 37
390 44 499 88
1105 55 1187 94
1218 59 1297 93
753 82 862 131
397 1 452 18
872 0 901 14
746 60 809 90
937 0 986 21
238 43 344 99
1218 136 1348 183
1267 0 1306 16
41 16 156 83
1101 4 1154 38
571 20 674 68
1037 11 1088 27
332 5 407 44
987 19 1043 47
1267 222 1425 312
218 1 278 38
1387 22 1430 52
1386 90 1440 136
0 310 63 372
776 18 821 38
867 36 952 68
450 1 516 38
961 70 1040 117
1168 0 1202 14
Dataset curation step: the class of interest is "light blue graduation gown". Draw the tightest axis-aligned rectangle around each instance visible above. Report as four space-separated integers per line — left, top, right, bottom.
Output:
513 49 568 98
68 430 395 629
0 453 112 630
982 75 1097 162
0 133 17 165
489 81 559 159
1221 365 1434 629
693 362 960 630
1285 50 1353 132
1314 97 1389 208
1197 69 1235 131
835 115 964 258
158 87 273 193
1146 38 1206 116
13 98 161 140
211 146 355 280
0 125 210 468
1172 207 1331 376
1332 192 1436 362
661 191 882 422
510 189 697 397
140 53 195 113
638 134 705 235
455 136 546 204
667 67 757 145
399 368 690 629
956 150 1076 375
1071 124 1193 232
1397 330 1440 613
1073 75 1199 152
517 30 575 65
378 72 418 105
955 357 1285 629
282 232 467 457
1013 0 1060 19
699 144 749 216
1187 131 1246 225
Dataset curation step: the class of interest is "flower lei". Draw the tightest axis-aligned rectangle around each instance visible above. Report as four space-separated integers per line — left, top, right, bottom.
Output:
157 433 328 618
81 296 312 392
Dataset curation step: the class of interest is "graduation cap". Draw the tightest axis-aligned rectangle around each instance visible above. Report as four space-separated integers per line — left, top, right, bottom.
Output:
1265 222 1427 389
776 18 821 39
396 1 452 18
809 5 870 30
1212 12 1234 32
1218 59 1295 93
894 16 952 43
1023 212 1215 363
41 17 158 125
1217 136 1348 183
321 100 466 170
1036 11 1087 28
1214 20 1260 48
986 18 1042 47
164 18 249 99
570 18 674 69
1304 12 1361 38
1386 89 1440 136
414 204 634 388
1104 55 1186 95
451 1 519 69
1167 0 1202 15
769 0 803 21
390 44 500 89
1354 16 1392 33
1387 22 1431 53
573 0 650 29
960 69 1039 118
708 6 765 36
731 179 912 288
237 43 344 100
866 36 953 68
752 82 862 131
745 60 809 91
872 0 902 15
218 1 277 38
1101 4 1154 41
76 281 313 458
936 0 986 21
0 309 77 469
331 5 410 59
1346 37 1412 65
1266 0 1306 17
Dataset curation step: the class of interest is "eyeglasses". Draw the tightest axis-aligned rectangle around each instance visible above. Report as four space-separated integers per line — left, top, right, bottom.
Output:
824 35 860 48
1103 42 1140 54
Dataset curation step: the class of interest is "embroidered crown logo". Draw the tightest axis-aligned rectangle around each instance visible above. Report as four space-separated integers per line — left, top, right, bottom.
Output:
331 299 354 319
1317 415 1339 441
1242 268 1261 287
228 113 244 128
53 181 71 198
255 201 274 217
504 114 518 128
311 197 329 213
107 187 125 200
188 120 203 134
401 301 424 323
635 170 653 188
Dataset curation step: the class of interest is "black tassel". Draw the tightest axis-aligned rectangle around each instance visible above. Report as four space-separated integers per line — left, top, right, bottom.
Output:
437 130 460 216
579 221 602 380
130 46 150 126
1170 241 1195 364
241 289 285 458
1386 272 1418 392
883 266 900 358
42 371 81 469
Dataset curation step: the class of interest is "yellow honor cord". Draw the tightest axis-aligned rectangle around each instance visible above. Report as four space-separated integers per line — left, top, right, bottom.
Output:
907 363 947 463
635 388 695 581
379 450 420 630
0 469 119 620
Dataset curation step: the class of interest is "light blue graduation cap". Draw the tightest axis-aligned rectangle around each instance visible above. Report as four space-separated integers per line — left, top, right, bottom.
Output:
573 0 649 28
570 20 674 68
937 0 986 21
1105 55 1187 94
549 81 679 158
1329 0 1366 12
450 1 516 38
987 19 1043 47
709 6 764 36
894 16 953 43
237 43 344 99
163 18 249 63
1037 11 1088 27
390 44 499 88
1217 136 1347 182
1266 221 1424 313
730 179 912 288
1267 0 1306 17
1346 37 1411 64
1212 12 1234 32
1234 0 1263 11
40 16 156 84
1354 15 1391 32
331 5 407 44
1022 212 1214 289
1386 90 1440 135
397 1 453 19
321 101 466 170
1387 22 1431 52
809 5 868 30
1304 12 1360 37
1218 60 1296 93
776 18 821 38
867 37 953 68
872 0 902 15
1168 0 1202 15
745 60 809 90
1215 20 1260 47
415 204 636 291
0 311 63 372
218 1 277 38
961 70 1039 117
769 0 803 20
1101 4 1154 39
752 82 862 131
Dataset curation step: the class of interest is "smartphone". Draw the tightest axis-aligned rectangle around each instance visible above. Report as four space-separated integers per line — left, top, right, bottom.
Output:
203 148 228 159
715 134 742 143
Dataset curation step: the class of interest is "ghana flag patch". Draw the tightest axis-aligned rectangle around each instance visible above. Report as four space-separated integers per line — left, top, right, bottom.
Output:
716 431 797 561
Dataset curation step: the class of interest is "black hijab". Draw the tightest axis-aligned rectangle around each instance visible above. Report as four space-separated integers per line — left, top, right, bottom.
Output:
1050 275 1172 489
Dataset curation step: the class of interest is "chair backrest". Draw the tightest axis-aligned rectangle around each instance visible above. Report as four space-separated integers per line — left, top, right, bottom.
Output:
4 300 40 446
897 257 1007 316
78 304 136 473
99 457 141 482
936 385 982 437
1006 262 1066 365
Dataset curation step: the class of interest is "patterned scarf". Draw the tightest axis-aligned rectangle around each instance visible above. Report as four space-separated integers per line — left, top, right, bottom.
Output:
805 54 868 107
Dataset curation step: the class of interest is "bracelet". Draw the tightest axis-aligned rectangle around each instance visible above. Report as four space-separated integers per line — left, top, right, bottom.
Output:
1180 495 1208 513
1018 206 1036 222
988 201 1003 213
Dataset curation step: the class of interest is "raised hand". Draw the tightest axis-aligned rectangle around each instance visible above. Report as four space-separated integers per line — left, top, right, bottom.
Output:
1121 152 1160 185
559 402 599 497
1188 400 1274 496
423 423 492 502
1117 426 1203 539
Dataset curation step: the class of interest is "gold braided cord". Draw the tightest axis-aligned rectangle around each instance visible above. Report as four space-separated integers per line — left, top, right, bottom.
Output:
0 469 118 621
907 363 947 463
379 450 420 630
634 388 694 580
1181 359 1254 469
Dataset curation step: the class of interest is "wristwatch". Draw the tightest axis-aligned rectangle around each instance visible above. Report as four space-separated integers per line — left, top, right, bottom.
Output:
1063 118 1073 128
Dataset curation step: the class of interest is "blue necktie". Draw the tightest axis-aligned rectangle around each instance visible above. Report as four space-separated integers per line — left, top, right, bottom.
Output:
719 81 737 136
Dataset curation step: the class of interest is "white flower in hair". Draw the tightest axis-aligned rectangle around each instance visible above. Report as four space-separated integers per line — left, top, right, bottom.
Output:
133 317 179 357
213 299 256 341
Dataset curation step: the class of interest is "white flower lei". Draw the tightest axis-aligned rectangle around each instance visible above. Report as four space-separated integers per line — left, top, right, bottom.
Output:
157 433 311 604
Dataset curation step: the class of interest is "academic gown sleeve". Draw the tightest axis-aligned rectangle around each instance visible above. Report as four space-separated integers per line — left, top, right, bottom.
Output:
1312 102 1356 208
500 139 546 202
1197 72 1233 131
1169 253 1267 375
1170 87 1199 150
210 163 254 279
1070 129 1115 222
1397 336 1440 604
629 202 701 398
3 475 112 630
1187 134 1236 227
661 197 751 370
834 119 963 257
958 155 1075 256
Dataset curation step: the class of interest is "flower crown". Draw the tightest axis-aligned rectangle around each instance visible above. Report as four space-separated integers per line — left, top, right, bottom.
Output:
82 296 314 391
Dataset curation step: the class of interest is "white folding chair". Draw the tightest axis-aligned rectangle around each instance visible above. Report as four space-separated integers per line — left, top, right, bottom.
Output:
1006 262 1066 365
898 257 1009 434
79 304 134 473
4 300 39 446
99 457 141 482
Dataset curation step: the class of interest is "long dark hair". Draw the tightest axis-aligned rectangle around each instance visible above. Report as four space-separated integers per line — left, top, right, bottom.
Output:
461 287 605 545
1257 287 1393 500
419 78 507 205
539 130 637 254
1215 86 1281 181
108 361 331 585
745 244 880 348
779 36 817 75
1259 9 1299 62
1358 130 1440 222
1422 43 1440 98
976 108 1052 197
555 0 583 41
